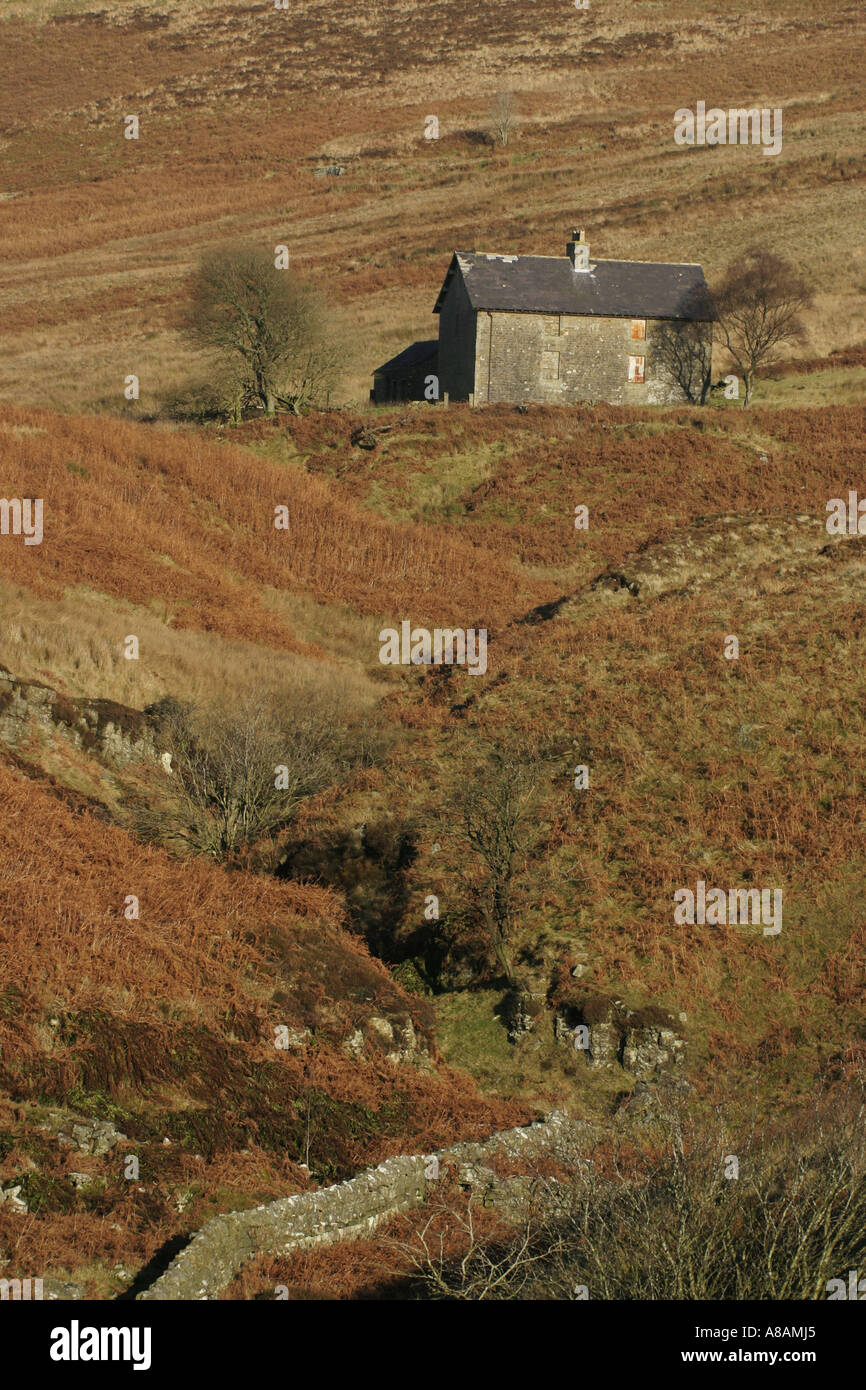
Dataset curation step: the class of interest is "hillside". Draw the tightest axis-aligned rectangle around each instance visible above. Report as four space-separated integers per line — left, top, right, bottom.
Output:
254 401 866 1114
1 0 864 1314
2 401 864 1120
2 399 866 1300
0 750 523 1298
0 0 863 411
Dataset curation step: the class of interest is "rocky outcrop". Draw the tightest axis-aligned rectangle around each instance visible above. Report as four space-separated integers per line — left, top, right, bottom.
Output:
621 1020 685 1078
138 1110 586 1301
0 666 161 769
0 1183 29 1215
505 964 687 1083
63 1119 128 1157
341 1014 431 1068
554 992 686 1080
37 1110 129 1156
501 974 548 1043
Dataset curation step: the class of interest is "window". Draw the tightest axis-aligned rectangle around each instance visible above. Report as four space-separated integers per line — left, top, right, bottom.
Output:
631 319 647 340
541 350 560 381
627 355 646 383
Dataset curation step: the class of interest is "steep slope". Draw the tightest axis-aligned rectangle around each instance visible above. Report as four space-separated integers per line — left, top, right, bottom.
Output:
253 402 866 1117
2 399 865 1295
0 755 523 1298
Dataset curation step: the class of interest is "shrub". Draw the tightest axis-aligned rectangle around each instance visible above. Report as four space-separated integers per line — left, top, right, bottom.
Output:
128 691 368 863
401 1083 866 1300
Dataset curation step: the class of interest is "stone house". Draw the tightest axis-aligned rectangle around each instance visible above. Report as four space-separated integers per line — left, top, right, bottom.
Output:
374 230 712 407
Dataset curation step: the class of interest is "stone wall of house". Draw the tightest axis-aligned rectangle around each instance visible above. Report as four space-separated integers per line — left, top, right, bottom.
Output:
138 1110 584 1301
471 310 708 406
437 273 478 402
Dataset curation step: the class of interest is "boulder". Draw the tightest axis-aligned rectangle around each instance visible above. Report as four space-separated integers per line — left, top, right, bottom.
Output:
554 991 686 1079
621 1023 685 1079
66 1119 128 1156
0 1184 28 1215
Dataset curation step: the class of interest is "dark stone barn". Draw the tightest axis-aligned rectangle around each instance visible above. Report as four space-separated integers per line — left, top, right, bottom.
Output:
373 230 713 407
371 339 438 404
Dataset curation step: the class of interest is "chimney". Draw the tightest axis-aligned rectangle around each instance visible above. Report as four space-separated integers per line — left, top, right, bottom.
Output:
567 228 590 271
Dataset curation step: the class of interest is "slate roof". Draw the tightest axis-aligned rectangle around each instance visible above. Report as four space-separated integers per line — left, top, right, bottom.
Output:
433 253 712 321
372 339 438 376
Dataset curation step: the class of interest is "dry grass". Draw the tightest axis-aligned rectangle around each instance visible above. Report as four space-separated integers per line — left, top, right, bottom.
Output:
0 406 550 650
1 0 865 1299
0 576 382 709
0 0 862 409
257 401 866 1117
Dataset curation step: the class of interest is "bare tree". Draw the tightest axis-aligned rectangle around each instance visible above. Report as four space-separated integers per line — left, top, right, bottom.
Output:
391 1078 866 1301
390 1191 558 1300
714 249 813 407
185 245 337 418
128 693 352 863
654 285 715 404
490 91 518 147
452 752 542 983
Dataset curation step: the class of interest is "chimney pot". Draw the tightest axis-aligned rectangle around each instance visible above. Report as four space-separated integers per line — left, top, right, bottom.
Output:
567 229 589 270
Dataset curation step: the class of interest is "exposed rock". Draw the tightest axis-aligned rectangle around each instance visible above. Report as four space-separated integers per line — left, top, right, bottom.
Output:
621 1023 685 1078
341 1027 365 1060
41 1278 88 1300
0 1184 28 1215
63 1119 128 1156
384 1018 428 1067
553 991 686 1079
502 974 548 1043
0 666 164 770
350 423 394 451
350 426 378 450
502 990 534 1043
67 1171 106 1191
368 1015 394 1042
587 1018 620 1068
554 1014 575 1046
341 1016 431 1068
